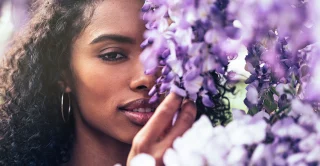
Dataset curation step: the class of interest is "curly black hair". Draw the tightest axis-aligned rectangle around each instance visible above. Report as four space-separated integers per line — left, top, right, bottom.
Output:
0 0 232 165
0 0 99 165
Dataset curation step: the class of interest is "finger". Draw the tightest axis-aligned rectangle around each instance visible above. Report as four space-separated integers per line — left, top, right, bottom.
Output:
138 93 182 143
157 122 173 142
161 99 197 145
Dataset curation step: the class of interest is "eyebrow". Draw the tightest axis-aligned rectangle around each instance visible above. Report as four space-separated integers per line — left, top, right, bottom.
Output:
90 34 136 45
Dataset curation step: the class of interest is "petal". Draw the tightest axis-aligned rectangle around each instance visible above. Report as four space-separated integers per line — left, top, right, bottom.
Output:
184 75 204 94
306 146 320 162
227 146 247 165
170 84 187 97
163 149 180 166
299 134 317 152
148 85 157 96
246 85 259 105
232 109 246 120
287 153 306 166
202 94 214 107
130 153 156 166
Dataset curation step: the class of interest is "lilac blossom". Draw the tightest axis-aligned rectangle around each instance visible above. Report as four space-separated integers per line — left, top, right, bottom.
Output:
130 109 320 166
132 0 320 165
141 0 239 107
304 46 320 101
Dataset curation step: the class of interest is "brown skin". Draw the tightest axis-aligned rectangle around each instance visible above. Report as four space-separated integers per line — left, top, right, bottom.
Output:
127 94 197 166
62 0 197 166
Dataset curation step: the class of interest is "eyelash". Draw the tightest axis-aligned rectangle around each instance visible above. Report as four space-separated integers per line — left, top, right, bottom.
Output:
98 52 127 62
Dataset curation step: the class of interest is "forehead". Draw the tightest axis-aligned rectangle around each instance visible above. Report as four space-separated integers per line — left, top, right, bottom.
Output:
83 0 145 41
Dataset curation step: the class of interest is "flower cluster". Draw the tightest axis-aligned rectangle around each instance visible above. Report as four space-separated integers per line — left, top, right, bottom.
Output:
131 108 320 166
140 0 235 107
133 0 320 165
166 109 320 165
235 0 319 118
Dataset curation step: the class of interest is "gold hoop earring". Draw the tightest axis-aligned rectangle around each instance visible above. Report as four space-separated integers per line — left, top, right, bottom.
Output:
61 93 71 123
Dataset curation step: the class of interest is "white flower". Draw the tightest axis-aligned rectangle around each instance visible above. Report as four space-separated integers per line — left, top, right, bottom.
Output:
163 149 180 166
164 115 213 166
232 109 246 120
227 146 247 165
250 144 273 166
113 163 122 166
130 153 156 166
163 113 270 166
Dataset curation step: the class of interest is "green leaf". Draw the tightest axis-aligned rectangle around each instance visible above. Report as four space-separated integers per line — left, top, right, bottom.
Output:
277 104 290 114
267 90 274 101
248 106 259 116
263 98 277 113
290 74 296 87
270 86 279 96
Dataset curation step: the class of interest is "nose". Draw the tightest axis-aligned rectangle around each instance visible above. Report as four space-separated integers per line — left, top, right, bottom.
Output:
129 60 157 93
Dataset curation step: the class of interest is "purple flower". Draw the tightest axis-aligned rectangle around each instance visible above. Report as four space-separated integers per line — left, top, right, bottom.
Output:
201 93 214 107
246 85 259 105
305 47 320 101
138 1 320 165
140 47 159 75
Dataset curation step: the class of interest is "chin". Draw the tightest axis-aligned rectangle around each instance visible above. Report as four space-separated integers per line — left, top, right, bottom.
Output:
117 127 141 145
118 135 135 145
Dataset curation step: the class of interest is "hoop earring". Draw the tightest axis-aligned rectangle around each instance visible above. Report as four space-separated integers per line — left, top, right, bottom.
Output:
61 93 71 123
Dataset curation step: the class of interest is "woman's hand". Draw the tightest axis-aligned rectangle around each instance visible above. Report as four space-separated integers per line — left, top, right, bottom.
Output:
127 93 197 166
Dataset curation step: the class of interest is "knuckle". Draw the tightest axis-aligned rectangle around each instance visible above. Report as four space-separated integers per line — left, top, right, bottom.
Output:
182 100 197 111
182 101 197 115
180 111 196 124
132 136 148 152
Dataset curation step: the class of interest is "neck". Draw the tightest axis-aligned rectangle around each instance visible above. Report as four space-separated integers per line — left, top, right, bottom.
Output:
64 117 131 166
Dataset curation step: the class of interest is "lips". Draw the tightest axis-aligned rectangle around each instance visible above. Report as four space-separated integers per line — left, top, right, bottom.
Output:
118 98 158 126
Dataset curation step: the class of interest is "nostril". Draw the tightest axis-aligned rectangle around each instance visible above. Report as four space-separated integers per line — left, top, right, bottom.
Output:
136 85 148 90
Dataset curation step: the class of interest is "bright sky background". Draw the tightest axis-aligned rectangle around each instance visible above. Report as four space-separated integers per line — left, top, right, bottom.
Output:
0 1 14 56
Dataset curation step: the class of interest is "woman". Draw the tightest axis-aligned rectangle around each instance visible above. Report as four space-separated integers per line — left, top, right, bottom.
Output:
0 0 229 165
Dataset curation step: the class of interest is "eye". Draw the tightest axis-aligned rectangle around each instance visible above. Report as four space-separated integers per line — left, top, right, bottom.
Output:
99 52 127 62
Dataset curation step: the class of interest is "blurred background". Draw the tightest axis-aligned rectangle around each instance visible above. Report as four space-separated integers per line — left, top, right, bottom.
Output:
0 0 30 56
0 0 248 112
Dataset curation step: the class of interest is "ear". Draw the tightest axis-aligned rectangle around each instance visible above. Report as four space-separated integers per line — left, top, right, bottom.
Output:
58 71 72 93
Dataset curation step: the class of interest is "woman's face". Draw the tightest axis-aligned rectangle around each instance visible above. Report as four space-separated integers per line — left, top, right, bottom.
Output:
66 0 157 144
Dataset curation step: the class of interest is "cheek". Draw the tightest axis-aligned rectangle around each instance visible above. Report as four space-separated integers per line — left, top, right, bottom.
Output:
77 66 126 98
70 56 132 128
70 58 142 143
